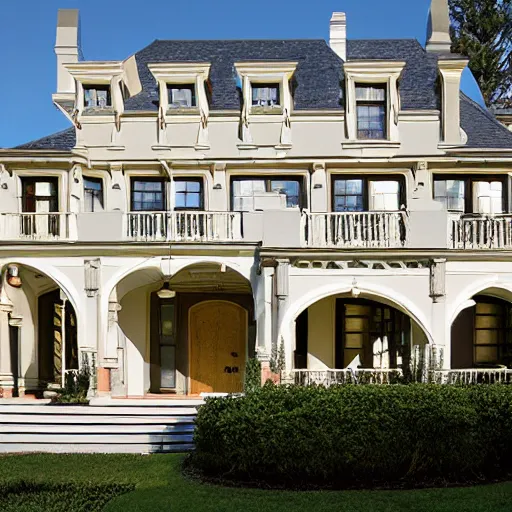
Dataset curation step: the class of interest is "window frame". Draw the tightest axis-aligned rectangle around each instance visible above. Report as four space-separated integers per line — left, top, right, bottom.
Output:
472 296 512 367
230 175 306 211
83 176 104 213
21 177 59 213
433 175 508 214
173 177 204 211
130 177 167 212
83 84 112 109
167 83 197 109
331 174 406 212
355 83 388 140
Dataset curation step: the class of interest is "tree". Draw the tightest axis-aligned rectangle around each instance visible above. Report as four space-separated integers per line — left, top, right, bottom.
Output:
450 0 512 106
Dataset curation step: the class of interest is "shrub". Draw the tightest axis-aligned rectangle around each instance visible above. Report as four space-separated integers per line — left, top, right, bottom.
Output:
244 358 261 393
51 361 91 405
190 383 512 489
0 481 134 512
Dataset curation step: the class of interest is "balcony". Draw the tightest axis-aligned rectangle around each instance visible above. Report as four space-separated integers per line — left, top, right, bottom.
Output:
125 211 243 242
450 214 512 249
301 211 407 249
0 213 75 241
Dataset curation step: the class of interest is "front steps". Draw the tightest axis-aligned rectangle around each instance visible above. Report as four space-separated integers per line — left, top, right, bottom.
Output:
0 398 203 454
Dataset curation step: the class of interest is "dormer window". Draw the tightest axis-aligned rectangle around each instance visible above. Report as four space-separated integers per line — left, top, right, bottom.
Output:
343 61 405 145
83 85 112 109
252 84 280 108
167 84 197 109
356 84 386 140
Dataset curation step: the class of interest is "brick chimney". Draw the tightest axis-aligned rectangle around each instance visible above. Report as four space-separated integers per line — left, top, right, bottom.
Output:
329 12 347 62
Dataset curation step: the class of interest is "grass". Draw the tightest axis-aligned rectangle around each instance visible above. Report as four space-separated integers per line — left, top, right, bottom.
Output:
1 453 512 512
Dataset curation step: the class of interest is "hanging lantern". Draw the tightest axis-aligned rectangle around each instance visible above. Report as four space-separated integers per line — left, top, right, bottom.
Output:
7 265 22 288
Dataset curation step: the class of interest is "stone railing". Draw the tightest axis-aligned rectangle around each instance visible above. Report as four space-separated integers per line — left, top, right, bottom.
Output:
283 369 403 386
301 211 407 248
0 212 75 241
431 368 512 385
450 214 512 249
126 211 243 242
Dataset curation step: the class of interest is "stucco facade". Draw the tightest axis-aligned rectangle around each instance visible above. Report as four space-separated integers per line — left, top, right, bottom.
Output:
2 1 512 397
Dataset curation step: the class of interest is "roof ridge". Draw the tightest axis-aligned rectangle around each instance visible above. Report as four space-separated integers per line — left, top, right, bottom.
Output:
152 38 326 43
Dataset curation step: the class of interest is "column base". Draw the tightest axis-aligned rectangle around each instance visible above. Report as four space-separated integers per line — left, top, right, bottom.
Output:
97 367 111 394
0 386 14 398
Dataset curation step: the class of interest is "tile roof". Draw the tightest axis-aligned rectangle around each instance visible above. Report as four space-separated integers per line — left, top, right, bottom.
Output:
460 93 512 149
14 127 76 151
11 39 512 151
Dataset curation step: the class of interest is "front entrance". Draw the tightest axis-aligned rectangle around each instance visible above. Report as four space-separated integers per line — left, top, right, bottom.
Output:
189 301 247 394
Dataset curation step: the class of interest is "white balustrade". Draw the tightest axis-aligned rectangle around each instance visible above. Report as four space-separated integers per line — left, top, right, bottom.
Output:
284 369 403 386
301 211 406 248
431 368 512 385
126 211 243 242
451 214 512 249
0 213 74 241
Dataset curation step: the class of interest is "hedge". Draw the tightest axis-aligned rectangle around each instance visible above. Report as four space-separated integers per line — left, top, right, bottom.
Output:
190 383 512 489
0 481 134 512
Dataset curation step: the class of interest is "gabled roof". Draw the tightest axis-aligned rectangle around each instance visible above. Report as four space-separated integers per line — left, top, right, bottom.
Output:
14 127 76 151
460 93 512 149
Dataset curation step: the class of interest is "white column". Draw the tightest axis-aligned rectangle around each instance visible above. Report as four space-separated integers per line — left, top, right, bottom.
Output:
430 259 449 369
275 259 291 372
0 298 14 397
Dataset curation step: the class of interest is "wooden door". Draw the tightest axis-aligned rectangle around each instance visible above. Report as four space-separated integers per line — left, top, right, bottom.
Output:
189 301 246 394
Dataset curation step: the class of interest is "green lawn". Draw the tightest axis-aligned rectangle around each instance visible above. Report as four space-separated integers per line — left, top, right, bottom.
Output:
1 453 512 512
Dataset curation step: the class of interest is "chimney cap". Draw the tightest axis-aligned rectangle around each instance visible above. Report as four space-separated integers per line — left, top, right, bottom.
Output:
57 9 79 28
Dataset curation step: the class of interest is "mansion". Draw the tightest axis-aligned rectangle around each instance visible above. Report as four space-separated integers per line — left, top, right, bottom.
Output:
1 0 512 398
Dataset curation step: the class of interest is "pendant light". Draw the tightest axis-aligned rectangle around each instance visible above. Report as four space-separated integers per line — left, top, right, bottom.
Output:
157 281 175 299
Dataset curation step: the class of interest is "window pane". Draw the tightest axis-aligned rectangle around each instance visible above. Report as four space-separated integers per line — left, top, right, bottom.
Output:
434 179 465 212
333 179 364 212
83 177 104 213
132 180 165 211
357 105 386 139
270 180 300 208
252 84 280 107
356 85 386 101
168 84 196 108
473 181 503 214
370 180 400 211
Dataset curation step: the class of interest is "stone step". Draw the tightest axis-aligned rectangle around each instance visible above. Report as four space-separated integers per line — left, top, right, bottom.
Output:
0 414 197 424
0 424 195 434
0 443 195 454
0 405 198 416
0 433 194 444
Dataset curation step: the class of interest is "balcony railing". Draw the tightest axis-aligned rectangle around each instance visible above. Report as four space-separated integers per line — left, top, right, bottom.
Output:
0 213 74 241
126 211 243 242
301 211 407 248
450 214 512 249
283 369 403 386
431 368 512 385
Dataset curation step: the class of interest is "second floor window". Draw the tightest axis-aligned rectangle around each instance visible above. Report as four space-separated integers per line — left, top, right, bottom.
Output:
84 85 111 109
434 176 506 214
174 178 203 210
356 84 387 140
333 177 402 212
167 84 196 108
252 84 280 108
83 177 104 213
131 179 166 211
22 178 58 213
231 177 302 211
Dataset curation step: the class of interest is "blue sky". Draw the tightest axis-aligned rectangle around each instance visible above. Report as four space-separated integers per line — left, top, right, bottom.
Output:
0 0 483 148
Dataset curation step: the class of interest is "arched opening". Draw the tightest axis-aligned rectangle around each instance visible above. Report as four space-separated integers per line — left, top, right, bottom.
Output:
293 293 429 373
2 264 78 397
451 289 512 369
114 261 254 396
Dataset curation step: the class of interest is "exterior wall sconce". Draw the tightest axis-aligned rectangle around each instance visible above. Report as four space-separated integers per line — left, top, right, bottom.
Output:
1 183 7 189
313 184 323 189
112 183 121 190
213 183 222 190
7 265 22 288
157 281 175 299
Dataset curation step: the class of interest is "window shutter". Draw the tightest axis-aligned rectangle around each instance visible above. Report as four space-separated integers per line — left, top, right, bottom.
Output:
369 181 399 211
473 181 503 214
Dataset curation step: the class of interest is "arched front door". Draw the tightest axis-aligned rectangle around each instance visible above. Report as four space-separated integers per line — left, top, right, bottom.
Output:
189 301 247 394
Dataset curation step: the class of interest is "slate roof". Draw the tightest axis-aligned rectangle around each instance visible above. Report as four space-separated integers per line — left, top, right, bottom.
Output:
460 93 512 149
11 38 512 151
14 127 76 151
